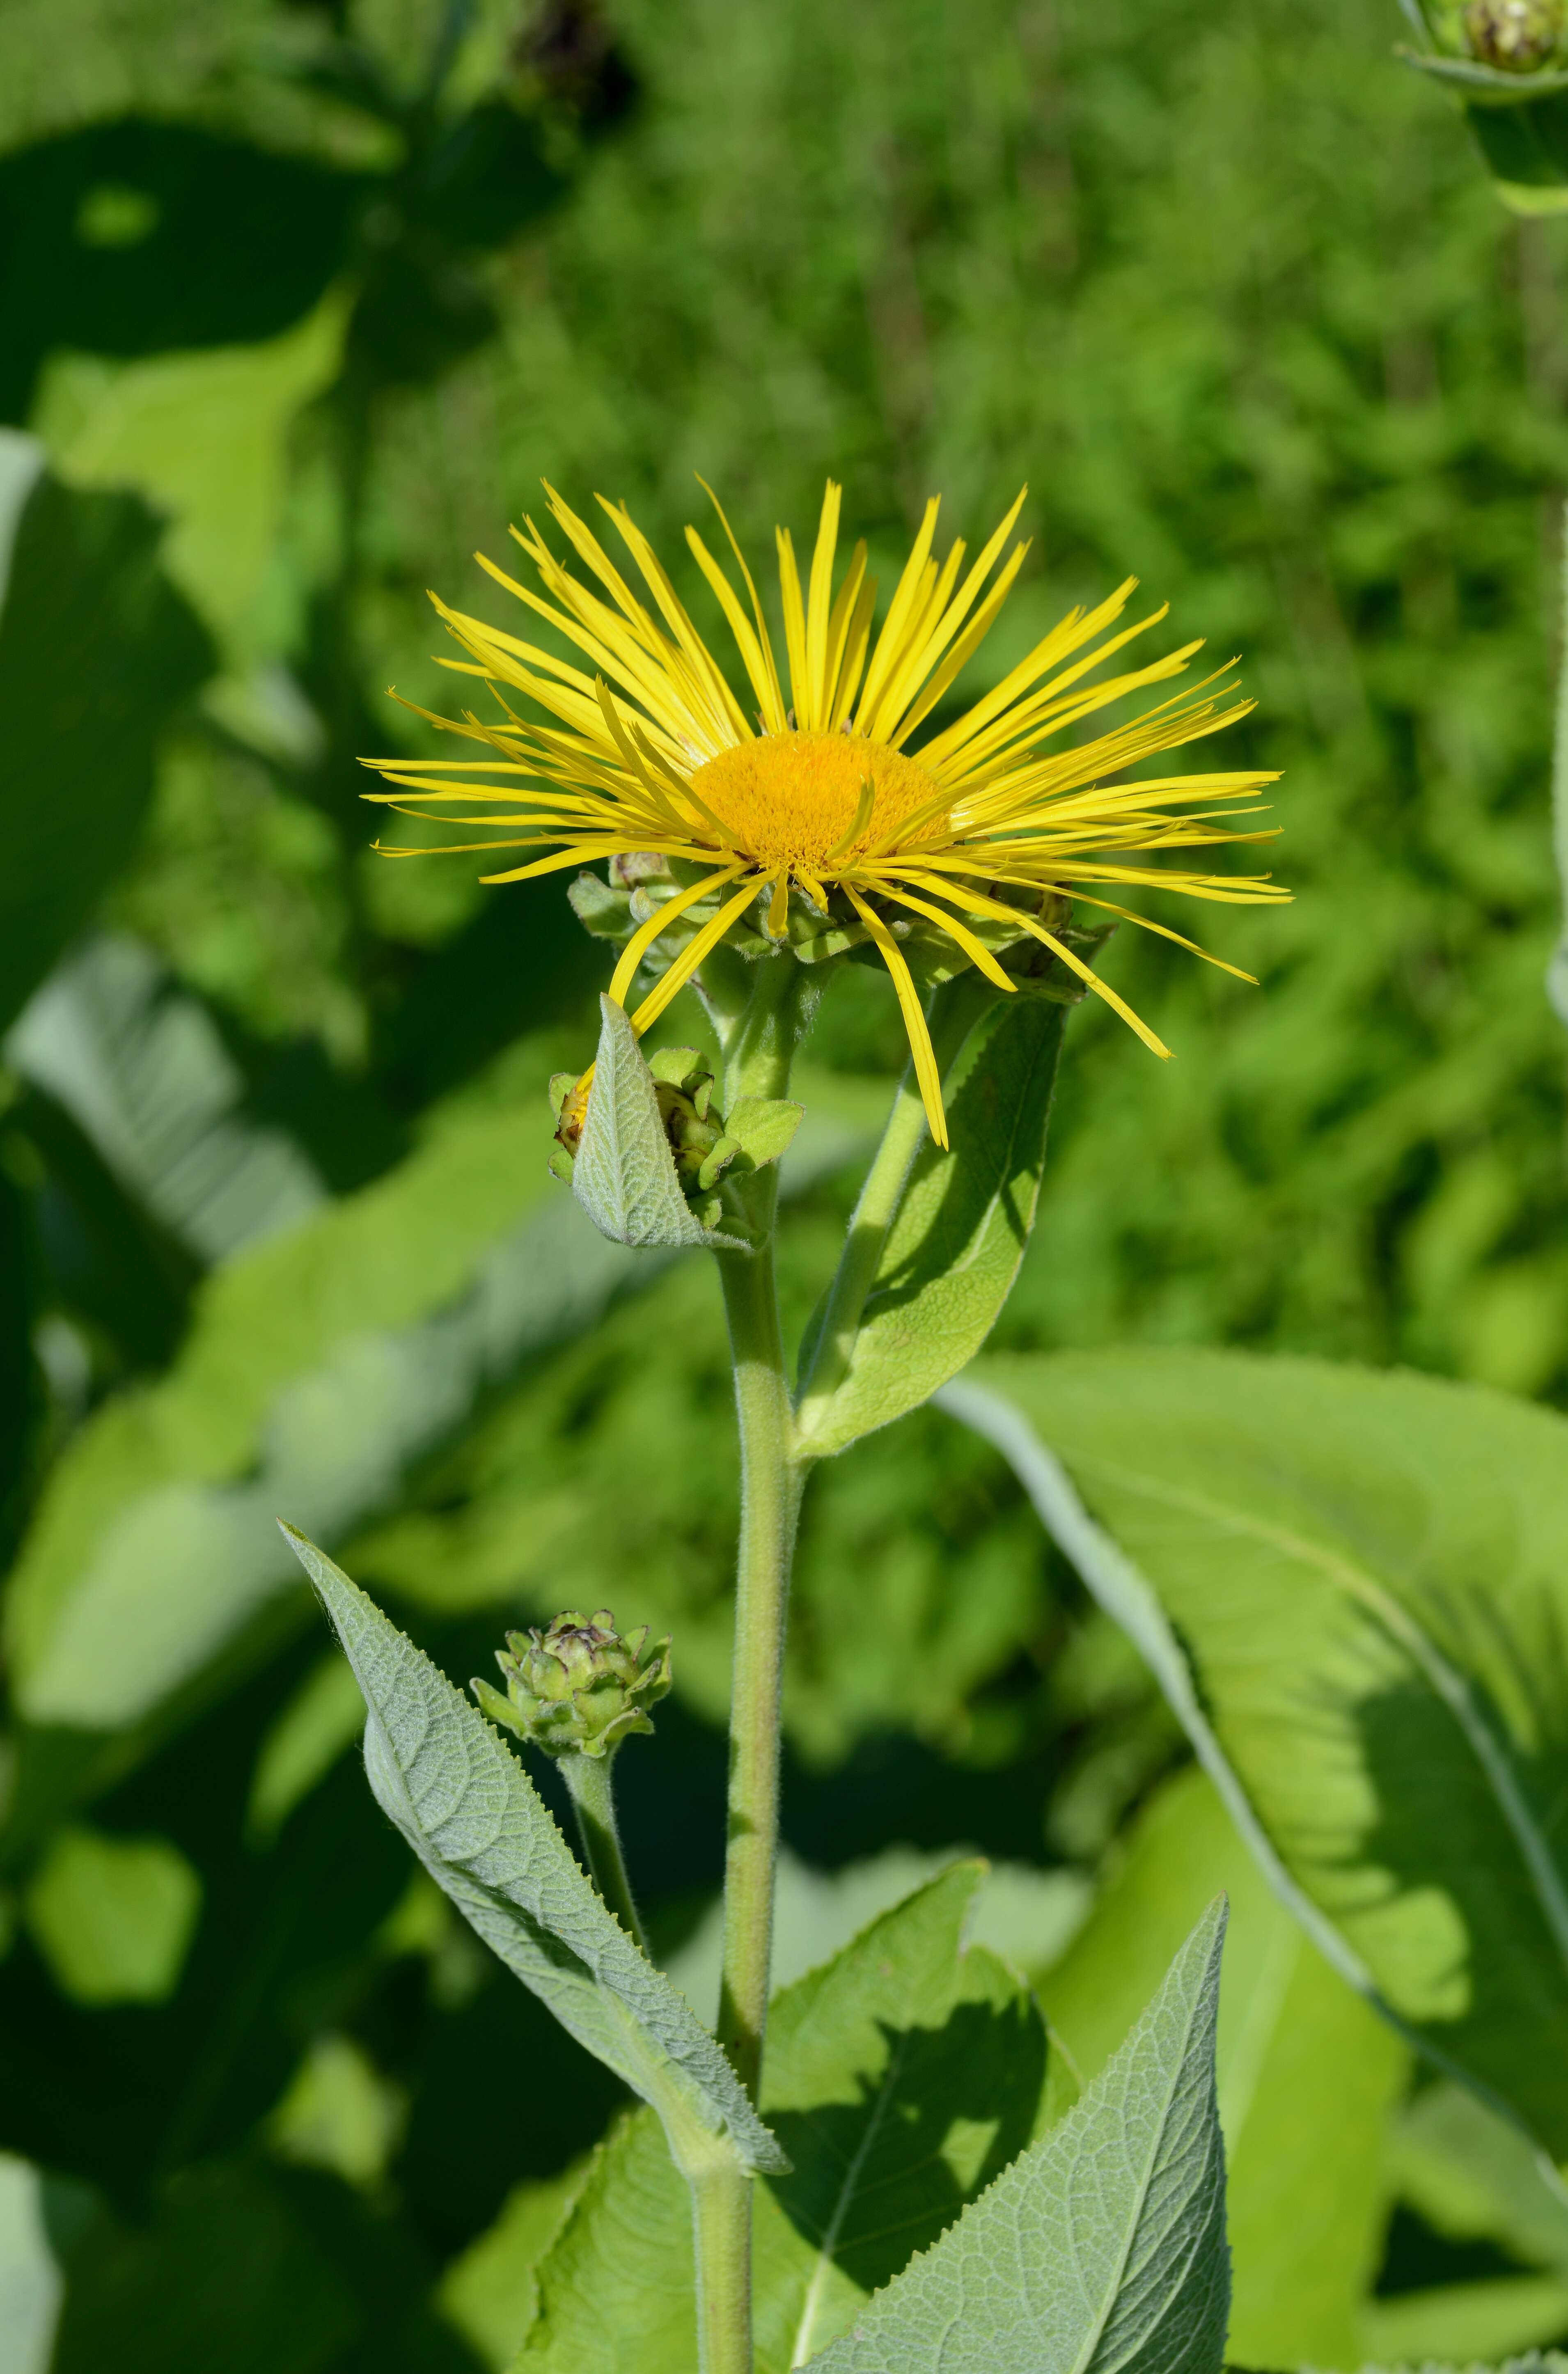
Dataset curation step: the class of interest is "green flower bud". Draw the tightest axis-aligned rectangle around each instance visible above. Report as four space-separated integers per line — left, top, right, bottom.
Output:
472 1609 672 1758
546 1038 802 1219
1460 0 1567 69
645 1046 726 1183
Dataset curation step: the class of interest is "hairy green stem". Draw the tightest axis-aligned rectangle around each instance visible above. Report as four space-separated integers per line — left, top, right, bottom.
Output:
685 947 812 2374
714 1229 803 2102
689 2156 754 2374
560 1752 645 1955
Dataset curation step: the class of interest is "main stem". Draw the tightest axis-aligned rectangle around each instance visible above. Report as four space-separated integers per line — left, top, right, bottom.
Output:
696 952 809 2374
714 1228 802 2099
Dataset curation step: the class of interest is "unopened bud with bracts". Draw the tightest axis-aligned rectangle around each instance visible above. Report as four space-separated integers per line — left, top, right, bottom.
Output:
1460 0 1567 68
472 1609 672 1759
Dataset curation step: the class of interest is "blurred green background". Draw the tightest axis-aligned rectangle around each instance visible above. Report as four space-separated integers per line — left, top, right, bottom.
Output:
1 0 1566 2367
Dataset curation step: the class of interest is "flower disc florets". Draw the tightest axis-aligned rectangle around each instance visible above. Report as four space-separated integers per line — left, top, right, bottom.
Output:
472 1609 672 1758
690 729 945 873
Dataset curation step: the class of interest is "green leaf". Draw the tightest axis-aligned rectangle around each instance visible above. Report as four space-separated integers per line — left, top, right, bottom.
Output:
759 1862 1051 2365
1382 2081 1568 2370
944 1349 1568 2158
723 1097 805 1169
0 2152 63 2374
3 1091 633 1752
804 1899 1229 2374
799 995 1067 1458
8 935 326 1263
0 1050 879 1838
439 2162 590 2371
1361 2279 1568 2368
572 996 744 1251
1394 2080 1568 2277
0 118 361 422
1466 98 1568 214
1344 2357 1568 2374
514 1863 1054 2373
283 1528 787 2179
50 2161 360 2374
23 1824 202 2006
34 285 348 642
0 432 213 1036
1036 1766 1406 2373
513 2112 691 2374
664 1845 1090 2029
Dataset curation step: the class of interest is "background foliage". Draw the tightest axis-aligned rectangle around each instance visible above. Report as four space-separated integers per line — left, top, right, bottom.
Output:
0 0 1566 2367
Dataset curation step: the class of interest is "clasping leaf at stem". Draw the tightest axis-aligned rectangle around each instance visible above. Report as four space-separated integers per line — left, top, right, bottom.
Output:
280 1524 788 2179
569 996 750 1251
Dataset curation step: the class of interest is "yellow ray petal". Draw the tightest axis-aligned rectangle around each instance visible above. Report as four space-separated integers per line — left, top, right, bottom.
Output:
874 882 1018 992
854 497 941 731
695 478 788 731
843 885 949 1147
628 877 767 1033
776 525 810 731
804 481 842 732
608 862 749 1005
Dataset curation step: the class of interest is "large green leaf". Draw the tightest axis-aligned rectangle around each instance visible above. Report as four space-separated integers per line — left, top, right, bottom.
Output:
37 2154 478 2374
1382 2079 1568 2367
515 1864 1052 2373
0 433 213 1035
1362 2281 1568 2368
34 287 347 642
513 2110 689 2374
0 119 362 422
805 1900 1229 2374
287 1531 786 2180
0 1050 879 1838
798 995 1066 1458
48 2161 360 2374
1396 2080 1568 2279
944 1350 1568 2158
8 935 326 1264
759 1861 1050 2366
0 2152 62 2374
1036 1765 1406 2372
2 1091 631 1760
1330 2358 1568 2374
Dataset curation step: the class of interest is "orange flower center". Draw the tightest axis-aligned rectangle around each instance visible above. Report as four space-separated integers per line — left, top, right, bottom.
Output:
688 730 944 871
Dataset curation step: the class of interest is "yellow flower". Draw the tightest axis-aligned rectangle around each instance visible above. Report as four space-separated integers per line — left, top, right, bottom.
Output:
364 481 1286 1147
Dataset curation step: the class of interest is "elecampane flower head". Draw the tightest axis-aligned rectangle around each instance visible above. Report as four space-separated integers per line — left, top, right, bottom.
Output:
471 1608 673 1758
364 481 1287 1145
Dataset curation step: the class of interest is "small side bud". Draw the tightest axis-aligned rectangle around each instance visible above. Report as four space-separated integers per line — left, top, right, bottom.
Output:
472 1609 672 1758
547 1033 803 1233
568 871 636 941
646 1047 727 1186
610 851 672 887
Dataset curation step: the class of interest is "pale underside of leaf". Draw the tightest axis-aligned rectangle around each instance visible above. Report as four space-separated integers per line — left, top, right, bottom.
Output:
284 1527 786 2177
805 1899 1230 2374
573 994 745 1249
